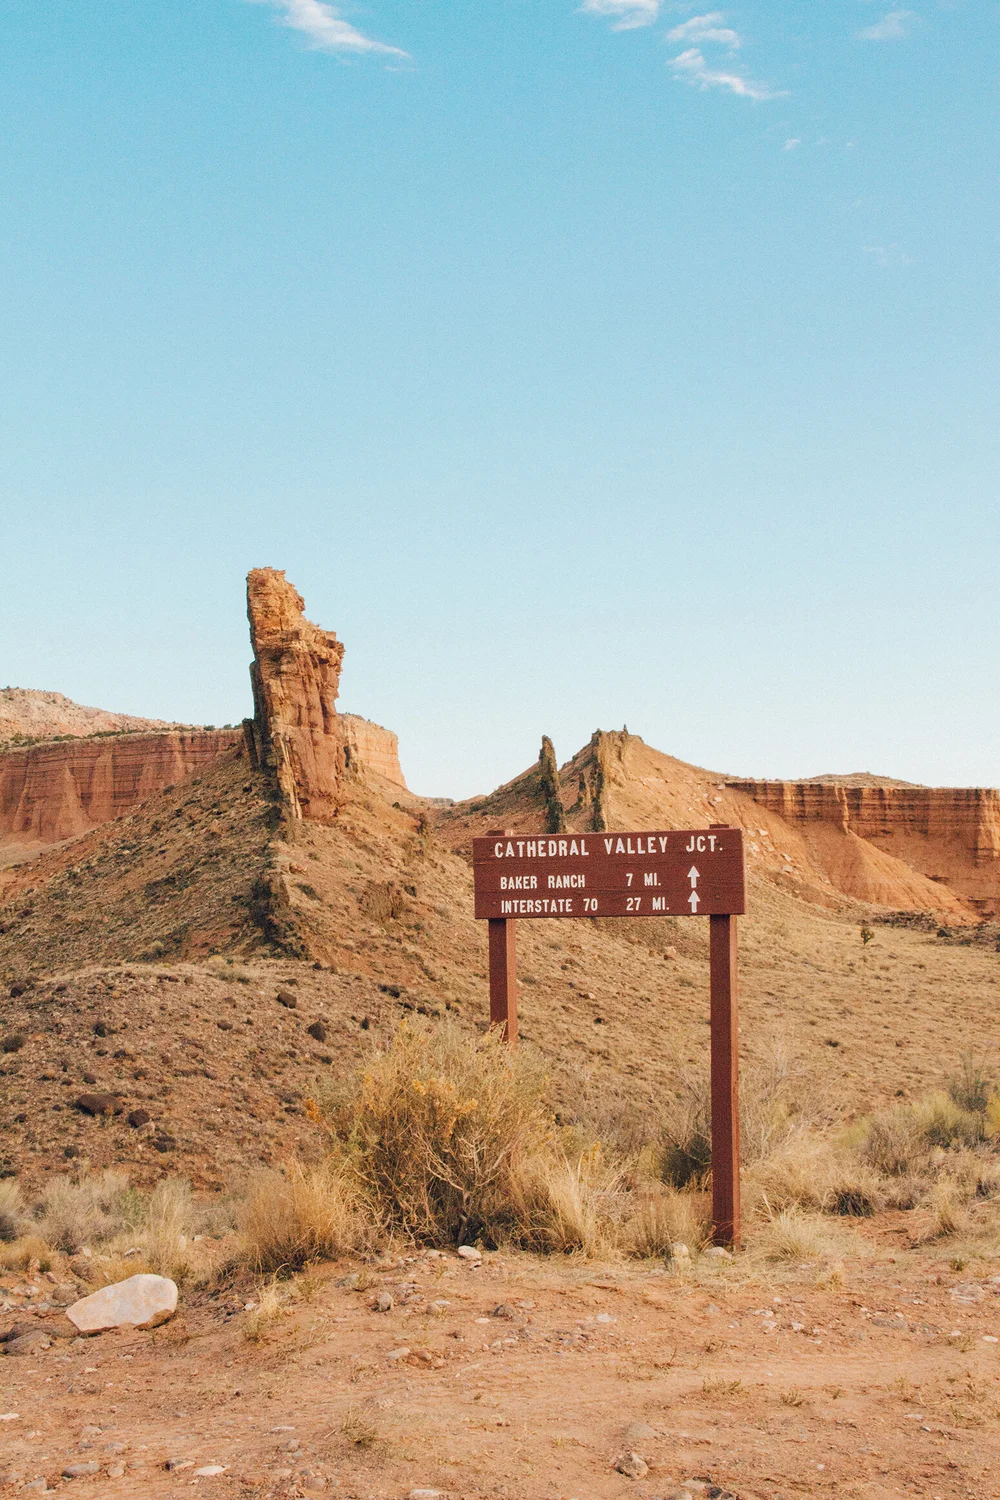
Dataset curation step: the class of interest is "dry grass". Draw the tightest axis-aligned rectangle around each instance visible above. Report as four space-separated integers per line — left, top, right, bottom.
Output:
753 1206 859 1263
240 1161 364 1273
0 1180 26 1243
0 1234 53 1273
34 1168 139 1253
623 1186 710 1259
242 1279 288 1342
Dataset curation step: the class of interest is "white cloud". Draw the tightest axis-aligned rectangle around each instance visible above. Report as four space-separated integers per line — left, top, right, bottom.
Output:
783 137 801 150
579 0 661 30
857 9 915 40
669 47 785 99
864 243 914 267
666 12 741 48
254 0 408 57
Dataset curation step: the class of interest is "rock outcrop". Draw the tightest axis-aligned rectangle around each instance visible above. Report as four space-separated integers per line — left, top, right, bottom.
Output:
341 714 407 789
0 729 240 852
246 569 347 822
730 780 1000 915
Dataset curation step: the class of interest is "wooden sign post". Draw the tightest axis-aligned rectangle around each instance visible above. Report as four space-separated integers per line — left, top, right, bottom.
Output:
475 824 745 1247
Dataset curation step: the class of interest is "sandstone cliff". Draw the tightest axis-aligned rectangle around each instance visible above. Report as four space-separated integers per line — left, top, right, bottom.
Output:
0 729 240 853
340 714 407 789
729 780 1000 915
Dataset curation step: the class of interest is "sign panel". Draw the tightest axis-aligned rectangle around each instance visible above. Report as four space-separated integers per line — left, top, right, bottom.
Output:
472 828 745 920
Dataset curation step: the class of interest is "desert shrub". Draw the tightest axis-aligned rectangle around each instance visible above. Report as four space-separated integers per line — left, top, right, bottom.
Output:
240 1161 364 1272
34 1169 139 1252
913 1092 985 1149
623 1186 710 1259
947 1053 996 1115
0 1180 26 1243
321 1021 554 1248
662 1048 809 1190
859 1093 985 1177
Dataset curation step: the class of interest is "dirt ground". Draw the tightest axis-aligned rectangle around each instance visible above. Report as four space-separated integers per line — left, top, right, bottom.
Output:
4 1238 1000 1499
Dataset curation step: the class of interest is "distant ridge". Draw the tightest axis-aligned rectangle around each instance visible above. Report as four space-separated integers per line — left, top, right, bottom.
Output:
0 687 179 747
800 772 923 788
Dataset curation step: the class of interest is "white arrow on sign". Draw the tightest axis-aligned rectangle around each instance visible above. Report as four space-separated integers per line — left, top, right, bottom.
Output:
688 890 700 912
687 866 700 887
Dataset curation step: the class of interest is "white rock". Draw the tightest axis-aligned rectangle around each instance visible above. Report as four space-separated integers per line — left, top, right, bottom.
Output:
194 1466 227 1477
67 1274 178 1334
702 1246 732 1260
670 1242 691 1260
409 1491 444 1499
456 1246 481 1261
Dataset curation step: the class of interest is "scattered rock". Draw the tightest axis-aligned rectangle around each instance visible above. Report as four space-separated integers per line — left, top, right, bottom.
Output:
276 990 297 1009
107 1464 126 1479
457 1246 481 1261
870 1313 908 1330
429 1299 450 1316
73 1093 123 1117
670 1242 691 1261
62 1462 101 1478
702 1246 732 1260
0 1034 26 1053
408 1491 445 1499
166 1457 194 1471
952 1283 985 1303
375 1292 394 1313
386 1347 411 1361
5 1332 51 1356
613 1450 649 1478
194 1466 227 1477
492 1304 518 1320
67 1273 178 1333
306 1020 328 1042
126 1109 151 1129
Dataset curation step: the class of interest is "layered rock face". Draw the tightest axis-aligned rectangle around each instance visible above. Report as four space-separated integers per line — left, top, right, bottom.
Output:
730 780 1000 914
246 569 347 822
340 714 407 789
0 729 240 851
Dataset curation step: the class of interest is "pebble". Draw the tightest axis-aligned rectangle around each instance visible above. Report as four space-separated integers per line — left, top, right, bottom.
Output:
429 1299 450 1316
62 1462 101 1478
386 1346 411 1361
612 1450 649 1478
194 1465 227 1477
166 1458 194 1471
375 1292 394 1313
409 1491 445 1499
492 1304 517 1320
456 1246 481 1261
702 1246 732 1260
107 1464 126 1479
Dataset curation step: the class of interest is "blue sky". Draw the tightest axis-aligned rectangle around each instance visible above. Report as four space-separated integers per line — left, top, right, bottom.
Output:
1 1 996 797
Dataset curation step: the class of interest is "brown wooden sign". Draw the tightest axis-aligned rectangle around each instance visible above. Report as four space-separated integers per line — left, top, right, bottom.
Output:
474 825 746 1249
472 828 745 919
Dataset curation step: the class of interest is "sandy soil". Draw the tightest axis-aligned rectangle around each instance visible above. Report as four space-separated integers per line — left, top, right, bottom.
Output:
4 1241 1000 1498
